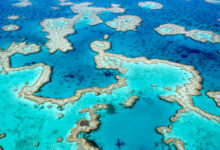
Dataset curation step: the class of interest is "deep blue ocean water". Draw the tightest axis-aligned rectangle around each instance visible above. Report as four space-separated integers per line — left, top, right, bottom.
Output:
0 0 220 149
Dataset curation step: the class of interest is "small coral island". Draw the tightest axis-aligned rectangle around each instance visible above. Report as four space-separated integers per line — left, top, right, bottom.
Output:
12 0 32 7
106 15 142 32
1 24 20 32
138 1 163 9
204 0 220 4
7 15 20 20
154 23 220 43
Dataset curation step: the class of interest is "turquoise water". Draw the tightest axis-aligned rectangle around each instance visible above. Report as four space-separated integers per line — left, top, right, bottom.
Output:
76 10 92 24
195 31 213 42
193 89 220 116
11 46 119 99
0 67 83 149
0 0 220 149
73 54 193 149
122 61 193 97
160 27 173 34
141 3 157 9
163 111 220 150
0 44 194 149
88 94 179 150
109 22 118 27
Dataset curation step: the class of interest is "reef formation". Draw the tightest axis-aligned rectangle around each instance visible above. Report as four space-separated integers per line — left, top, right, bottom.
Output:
40 2 125 53
138 1 163 9
1 31 220 149
206 91 220 107
1 24 20 32
205 0 220 3
155 23 220 43
7 15 20 20
12 0 32 7
0 1 220 150
105 15 142 32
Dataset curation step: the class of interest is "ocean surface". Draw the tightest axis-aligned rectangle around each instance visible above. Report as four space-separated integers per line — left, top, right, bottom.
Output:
0 0 220 150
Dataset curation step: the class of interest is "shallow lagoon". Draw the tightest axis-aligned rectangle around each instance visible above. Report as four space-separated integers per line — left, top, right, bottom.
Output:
163 111 220 150
0 67 78 149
